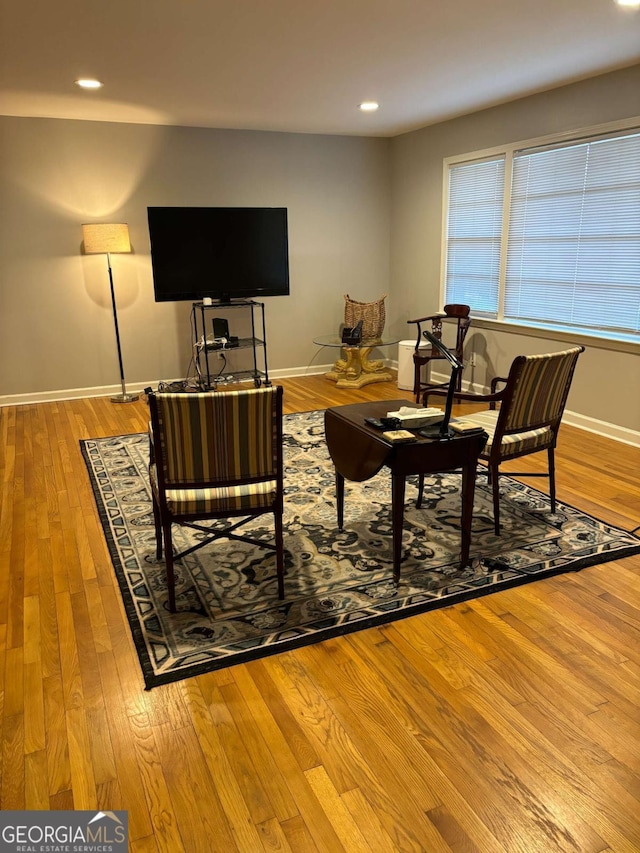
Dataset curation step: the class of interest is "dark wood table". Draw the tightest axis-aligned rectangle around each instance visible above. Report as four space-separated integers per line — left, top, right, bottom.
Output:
324 399 487 584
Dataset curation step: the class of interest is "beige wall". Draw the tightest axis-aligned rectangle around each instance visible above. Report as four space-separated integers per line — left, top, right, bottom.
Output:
388 65 640 434
0 118 390 399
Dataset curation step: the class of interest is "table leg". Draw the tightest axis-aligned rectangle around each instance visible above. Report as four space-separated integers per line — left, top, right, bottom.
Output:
460 462 476 567
336 471 344 529
391 473 405 585
359 346 390 377
343 348 361 381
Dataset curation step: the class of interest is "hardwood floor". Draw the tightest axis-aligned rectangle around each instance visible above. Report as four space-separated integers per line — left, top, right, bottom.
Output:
1 375 640 852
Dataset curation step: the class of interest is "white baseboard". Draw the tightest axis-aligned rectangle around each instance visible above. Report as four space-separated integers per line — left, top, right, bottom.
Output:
0 381 159 407
2 363 639 448
269 364 334 379
560 412 640 448
0 367 334 407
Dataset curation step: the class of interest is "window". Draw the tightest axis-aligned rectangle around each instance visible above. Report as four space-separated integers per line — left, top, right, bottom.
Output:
445 158 505 315
443 126 640 343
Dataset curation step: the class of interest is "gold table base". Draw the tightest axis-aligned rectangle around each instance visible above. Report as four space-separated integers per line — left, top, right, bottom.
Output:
325 345 393 389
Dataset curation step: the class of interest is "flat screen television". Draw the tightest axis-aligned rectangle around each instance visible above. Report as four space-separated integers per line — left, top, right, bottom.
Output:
147 206 290 303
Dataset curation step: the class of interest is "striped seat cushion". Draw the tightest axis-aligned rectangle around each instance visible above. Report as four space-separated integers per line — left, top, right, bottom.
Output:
149 464 277 515
454 410 552 457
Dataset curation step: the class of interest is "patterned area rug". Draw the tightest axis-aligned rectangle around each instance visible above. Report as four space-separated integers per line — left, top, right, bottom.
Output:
81 410 640 689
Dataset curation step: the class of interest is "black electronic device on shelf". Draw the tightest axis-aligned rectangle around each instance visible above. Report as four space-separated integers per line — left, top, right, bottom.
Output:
212 317 229 339
417 330 464 440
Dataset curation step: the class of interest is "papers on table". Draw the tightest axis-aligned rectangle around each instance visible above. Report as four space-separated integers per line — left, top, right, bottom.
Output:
385 406 443 429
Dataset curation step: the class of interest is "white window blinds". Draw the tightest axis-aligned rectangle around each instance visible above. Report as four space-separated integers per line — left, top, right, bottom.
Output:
444 157 505 316
505 132 640 337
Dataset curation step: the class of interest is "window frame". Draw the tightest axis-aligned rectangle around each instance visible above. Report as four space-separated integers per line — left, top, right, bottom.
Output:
440 116 640 353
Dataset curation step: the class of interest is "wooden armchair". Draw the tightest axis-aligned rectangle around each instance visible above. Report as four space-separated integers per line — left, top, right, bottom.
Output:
407 304 471 404
147 385 285 612
423 346 584 534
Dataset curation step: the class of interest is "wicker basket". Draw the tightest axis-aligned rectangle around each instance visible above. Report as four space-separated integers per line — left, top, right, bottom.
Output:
344 294 387 343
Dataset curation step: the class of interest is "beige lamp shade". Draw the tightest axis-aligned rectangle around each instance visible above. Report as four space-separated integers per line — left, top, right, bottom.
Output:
82 223 131 254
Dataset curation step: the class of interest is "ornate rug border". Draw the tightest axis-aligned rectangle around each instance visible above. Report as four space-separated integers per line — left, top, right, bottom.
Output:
80 439 158 685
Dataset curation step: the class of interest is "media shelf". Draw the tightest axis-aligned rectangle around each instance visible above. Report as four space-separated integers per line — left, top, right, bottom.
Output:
193 299 270 390
203 336 263 352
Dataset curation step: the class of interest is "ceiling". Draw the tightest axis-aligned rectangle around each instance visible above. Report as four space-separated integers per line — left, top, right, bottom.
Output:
1 0 639 138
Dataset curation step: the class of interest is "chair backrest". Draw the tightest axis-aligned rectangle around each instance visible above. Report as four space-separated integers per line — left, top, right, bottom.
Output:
149 386 283 488
497 347 584 435
443 303 470 320
443 304 471 357
408 305 472 354
428 304 471 357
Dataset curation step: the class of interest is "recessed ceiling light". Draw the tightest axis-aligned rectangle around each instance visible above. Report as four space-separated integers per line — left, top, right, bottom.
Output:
614 0 640 7
359 101 379 112
75 79 103 90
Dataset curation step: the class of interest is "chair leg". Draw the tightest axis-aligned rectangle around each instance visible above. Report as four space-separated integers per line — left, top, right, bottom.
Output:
416 474 425 508
162 520 176 613
548 447 557 514
275 509 285 600
336 472 344 530
413 360 422 404
491 464 501 535
152 496 163 559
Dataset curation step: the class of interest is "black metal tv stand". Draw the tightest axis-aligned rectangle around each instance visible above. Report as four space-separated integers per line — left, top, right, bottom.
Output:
193 299 270 390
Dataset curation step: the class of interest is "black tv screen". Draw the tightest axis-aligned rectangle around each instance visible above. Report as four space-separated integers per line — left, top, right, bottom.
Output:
147 206 290 302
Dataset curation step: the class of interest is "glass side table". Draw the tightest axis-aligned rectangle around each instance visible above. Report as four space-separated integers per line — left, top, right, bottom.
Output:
313 335 400 389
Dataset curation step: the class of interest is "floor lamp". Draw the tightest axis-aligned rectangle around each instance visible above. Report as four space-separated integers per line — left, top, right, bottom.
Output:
82 223 139 403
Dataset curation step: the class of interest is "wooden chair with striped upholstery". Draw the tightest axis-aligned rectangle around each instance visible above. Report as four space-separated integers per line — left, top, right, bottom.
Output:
147 385 285 612
424 346 584 534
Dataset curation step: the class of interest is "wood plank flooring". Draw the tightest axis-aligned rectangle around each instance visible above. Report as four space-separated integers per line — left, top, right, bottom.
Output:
1 375 640 851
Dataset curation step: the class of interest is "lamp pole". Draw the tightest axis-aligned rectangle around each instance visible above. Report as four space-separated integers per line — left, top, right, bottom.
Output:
106 252 138 403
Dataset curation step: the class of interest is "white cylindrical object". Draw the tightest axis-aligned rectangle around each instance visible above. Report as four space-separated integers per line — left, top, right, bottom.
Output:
397 340 428 390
